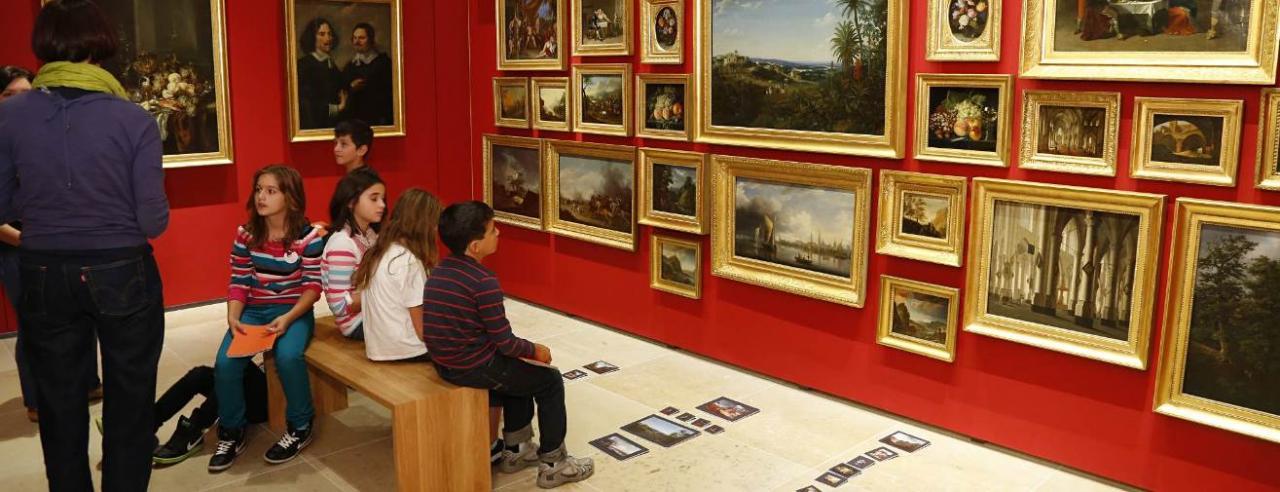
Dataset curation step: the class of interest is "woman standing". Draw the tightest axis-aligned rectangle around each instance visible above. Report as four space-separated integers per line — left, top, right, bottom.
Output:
0 1 169 491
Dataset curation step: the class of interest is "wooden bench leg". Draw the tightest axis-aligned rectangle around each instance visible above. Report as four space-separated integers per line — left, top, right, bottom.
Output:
391 388 490 492
265 358 349 433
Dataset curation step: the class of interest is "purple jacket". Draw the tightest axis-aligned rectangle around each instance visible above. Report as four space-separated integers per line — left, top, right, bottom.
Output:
0 88 169 250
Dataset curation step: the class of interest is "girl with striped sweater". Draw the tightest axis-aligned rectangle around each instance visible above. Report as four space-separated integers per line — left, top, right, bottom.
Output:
321 168 385 339
210 165 323 471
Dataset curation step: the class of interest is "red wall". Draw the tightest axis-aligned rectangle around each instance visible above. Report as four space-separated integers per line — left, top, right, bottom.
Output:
472 1 1280 490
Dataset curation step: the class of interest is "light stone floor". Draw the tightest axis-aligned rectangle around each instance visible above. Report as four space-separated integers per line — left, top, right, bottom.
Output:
0 299 1129 491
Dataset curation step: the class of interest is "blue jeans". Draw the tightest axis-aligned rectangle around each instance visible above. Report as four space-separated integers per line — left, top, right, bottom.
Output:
214 304 315 429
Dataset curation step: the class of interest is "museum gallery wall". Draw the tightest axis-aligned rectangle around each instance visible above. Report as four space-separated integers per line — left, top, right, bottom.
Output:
474 0 1280 490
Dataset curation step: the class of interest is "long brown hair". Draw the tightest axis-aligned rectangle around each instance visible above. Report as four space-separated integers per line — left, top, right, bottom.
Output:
244 164 309 250
353 188 442 291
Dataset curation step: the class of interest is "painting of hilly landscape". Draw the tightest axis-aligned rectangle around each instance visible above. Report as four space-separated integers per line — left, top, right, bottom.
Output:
709 0 889 136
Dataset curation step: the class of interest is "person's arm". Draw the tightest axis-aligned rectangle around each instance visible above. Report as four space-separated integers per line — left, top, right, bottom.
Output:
321 235 359 319
227 299 246 335
131 118 169 238
475 277 536 359
404 257 427 340
228 228 254 310
267 229 325 334
410 305 424 340
0 224 19 248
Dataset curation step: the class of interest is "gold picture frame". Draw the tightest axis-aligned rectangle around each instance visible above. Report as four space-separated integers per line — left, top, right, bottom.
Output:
877 276 960 362
285 0 406 142
496 0 567 71
572 0 632 56
638 148 707 234
40 0 235 168
1258 89 1280 190
573 64 632 137
1129 97 1243 187
493 77 531 129
914 73 1012 167
1154 198 1280 444
695 0 907 158
483 134 546 231
640 0 683 64
531 77 571 132
964 178 1164 369
926 0 1000 61
1018 90 1121 177
544 140 637 251
876 170 966 267
711 155 871 308
651 234 702 299
1019 0 1280 84
635 74 692 141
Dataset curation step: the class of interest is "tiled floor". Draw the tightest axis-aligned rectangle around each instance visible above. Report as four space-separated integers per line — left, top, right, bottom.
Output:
0 299 1126 491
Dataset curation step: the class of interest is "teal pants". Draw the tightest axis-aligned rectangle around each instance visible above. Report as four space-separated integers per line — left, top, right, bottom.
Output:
214 304 315 429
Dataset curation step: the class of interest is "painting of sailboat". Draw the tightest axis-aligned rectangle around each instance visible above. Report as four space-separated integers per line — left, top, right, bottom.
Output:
733 177 855 278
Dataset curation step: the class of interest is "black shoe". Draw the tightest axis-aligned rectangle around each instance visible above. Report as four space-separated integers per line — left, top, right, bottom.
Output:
207 426 247 473
263 421 313 465
153 416 208 466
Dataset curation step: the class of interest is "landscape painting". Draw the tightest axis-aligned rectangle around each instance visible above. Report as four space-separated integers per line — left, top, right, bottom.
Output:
734 178 856 279
582 74 624 125
621 415 699 447
574 65 631 136
540 87 566 122
1149 114 1224 166
900 192 949 241
660 241 698 287
653 163 697 217
490 144 542 224
640 148 706 234
892 288 950 345
878 276 958 361
652 235 701 298
532 77 569 131
499 0 563 70
500 85 528 120
558 154 633 233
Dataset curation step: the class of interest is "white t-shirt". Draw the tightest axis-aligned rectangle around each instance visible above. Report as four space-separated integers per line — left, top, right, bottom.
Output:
360 243 428 361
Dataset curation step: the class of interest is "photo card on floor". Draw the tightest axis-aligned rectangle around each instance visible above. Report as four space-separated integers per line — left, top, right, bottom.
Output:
660 406 680 415
697 396 760 422
692 418 710 428
584 360 620 374
848 455 875 469
621 415 701 448
880 431 931 452
705 425 724 434
676 412 695 422
867 446 899 461
816 471 847 487
796 486 821 492
589 433 650 461
561 369 588 380
830 463 860 478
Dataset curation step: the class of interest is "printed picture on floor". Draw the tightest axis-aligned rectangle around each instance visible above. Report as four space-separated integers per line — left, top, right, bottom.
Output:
848 455 875 469
676 412 695 422
562 369 588 380
867 446 898 461
705 425 724 434
880 431 930 452
830 463 859 478
660 406 680 415
621 415 700 447
498 0 564 70
589 433 650 461
584 360 620 374
697 396 760 422
815 472 847 487
734 178 856 279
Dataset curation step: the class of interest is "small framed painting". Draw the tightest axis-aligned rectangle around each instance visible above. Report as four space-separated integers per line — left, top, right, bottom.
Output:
926 0 1000 61
638 148 707 234
875 170 966 267
1129 97 1243 187
635 74 691 141
532 77 571 132
573 64 632 137
544 140 637 251
493 77 531 129
651 235 701 299
877 276 959 362
1018 90 1120 177
483 134 545 230
914 73 1012 167
572 0 632 56
640 0 683 64
496 0 566 71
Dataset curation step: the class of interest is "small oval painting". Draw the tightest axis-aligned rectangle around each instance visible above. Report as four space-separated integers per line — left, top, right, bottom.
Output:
947 0 989 42
655 6 678 50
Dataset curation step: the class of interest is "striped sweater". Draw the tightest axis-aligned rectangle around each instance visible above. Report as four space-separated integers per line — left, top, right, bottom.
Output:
228 225 325 305
422 254 534 370
321 227 377 335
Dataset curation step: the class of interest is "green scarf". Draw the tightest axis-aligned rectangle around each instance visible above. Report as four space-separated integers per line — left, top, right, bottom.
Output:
31 61 128 99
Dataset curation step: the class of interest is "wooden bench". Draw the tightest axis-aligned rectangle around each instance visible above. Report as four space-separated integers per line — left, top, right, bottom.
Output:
264 317 490 491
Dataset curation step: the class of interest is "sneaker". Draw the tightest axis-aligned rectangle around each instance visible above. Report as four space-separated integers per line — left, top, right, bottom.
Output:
490 439 505 465
153 416 206 466
536 453 594 489
207 427 247 473
497 440 540 473
263 422 313 464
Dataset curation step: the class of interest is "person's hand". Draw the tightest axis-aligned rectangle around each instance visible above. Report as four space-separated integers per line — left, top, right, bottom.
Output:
266 314 293 334
533 343 552 363
338 89 349 111
349 293 362 314
229 318 246 335
350 78 367 92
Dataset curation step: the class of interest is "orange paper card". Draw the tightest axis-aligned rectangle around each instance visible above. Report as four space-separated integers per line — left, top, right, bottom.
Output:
227 324 279 358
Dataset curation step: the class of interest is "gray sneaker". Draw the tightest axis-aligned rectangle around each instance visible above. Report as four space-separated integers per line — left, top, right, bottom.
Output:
498 440 541 473
536 454 594 489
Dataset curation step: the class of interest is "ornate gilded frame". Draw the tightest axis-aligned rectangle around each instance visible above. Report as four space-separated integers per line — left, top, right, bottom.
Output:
571 0 632 56
1154 198 1280 444
1255 88 1280 190
1018 90 1120 177
877 276 960 362
711 155 871 308
640 0 683 64
635 74 692 141
876 170 966 267
964 178 1164 369
482 134 546 230
695 0 907 158
913 73 1012 167
531 77 571 132
573 64 632 137
651 234 702 299
285 0 405 142
1019 0 1280 84
544 140 637 251
496 0 567 71
926 0 1000 61
638 148 707 234
1129 97 1243 188
493 77 531 129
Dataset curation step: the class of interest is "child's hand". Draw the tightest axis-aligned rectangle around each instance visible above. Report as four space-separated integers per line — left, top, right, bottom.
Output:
229 318 246 335
266 315 293 334
533 343 552 363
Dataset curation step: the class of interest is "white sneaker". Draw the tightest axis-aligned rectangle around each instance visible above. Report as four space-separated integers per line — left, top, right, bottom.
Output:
498 440 540 473
536 454 594 489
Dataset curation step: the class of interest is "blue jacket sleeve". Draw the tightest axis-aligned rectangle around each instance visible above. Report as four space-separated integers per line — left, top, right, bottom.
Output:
132 118 169 238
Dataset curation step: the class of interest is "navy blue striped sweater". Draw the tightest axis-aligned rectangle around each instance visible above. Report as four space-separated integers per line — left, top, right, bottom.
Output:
422 254 534 370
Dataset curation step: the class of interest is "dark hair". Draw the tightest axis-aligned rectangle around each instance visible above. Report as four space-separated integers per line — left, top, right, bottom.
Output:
244 164 309 251
32 0 120 63
300 17 338 54
0 66 33 89
353 22 377 48
335 119 374 156
328 167 384 238
439 201 495 255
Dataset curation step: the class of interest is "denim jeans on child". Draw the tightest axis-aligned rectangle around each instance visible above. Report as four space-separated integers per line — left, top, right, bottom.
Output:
214 304 315 429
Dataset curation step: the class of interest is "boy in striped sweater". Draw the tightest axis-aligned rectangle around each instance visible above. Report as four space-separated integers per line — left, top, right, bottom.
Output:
424 201 593 489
